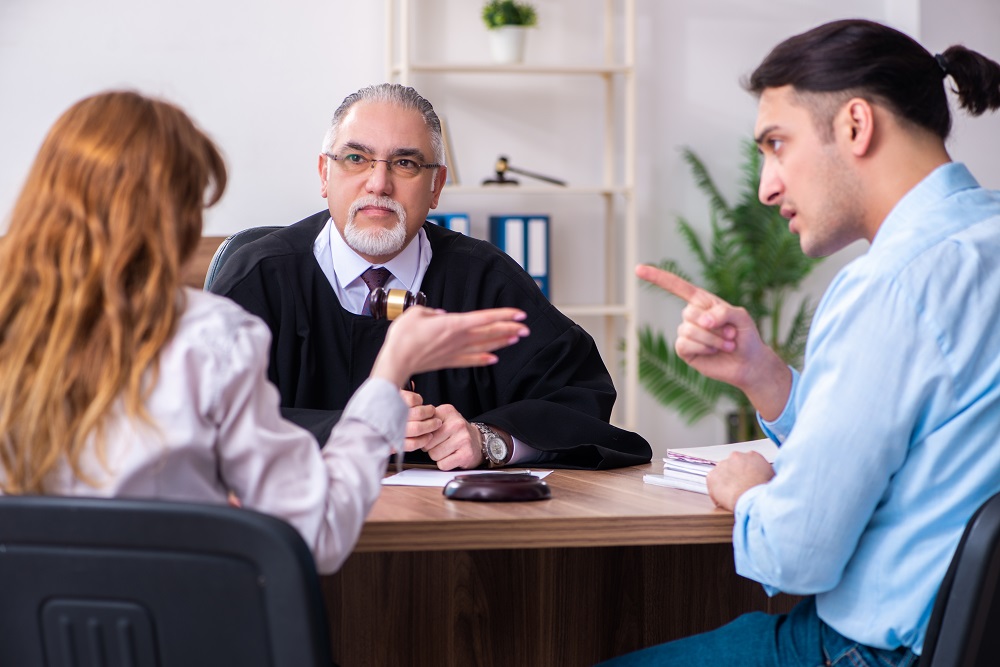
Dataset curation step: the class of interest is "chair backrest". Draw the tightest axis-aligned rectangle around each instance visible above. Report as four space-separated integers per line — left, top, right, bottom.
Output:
919 490 1000 667
203 226 281 290
0 496 333 667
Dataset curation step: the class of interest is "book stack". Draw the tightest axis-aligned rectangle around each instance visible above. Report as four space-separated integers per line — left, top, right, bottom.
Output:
643 438 778 495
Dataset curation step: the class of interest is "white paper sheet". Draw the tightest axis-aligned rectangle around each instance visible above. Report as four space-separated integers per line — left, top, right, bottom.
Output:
382 468 553 488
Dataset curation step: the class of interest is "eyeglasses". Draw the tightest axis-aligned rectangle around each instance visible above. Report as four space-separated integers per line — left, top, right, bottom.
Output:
325 152 441 179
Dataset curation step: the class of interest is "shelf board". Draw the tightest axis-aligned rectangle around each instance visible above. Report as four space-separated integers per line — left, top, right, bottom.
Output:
393 63 632 76
387 0 639 429
556 304 632 318
444 185 630 196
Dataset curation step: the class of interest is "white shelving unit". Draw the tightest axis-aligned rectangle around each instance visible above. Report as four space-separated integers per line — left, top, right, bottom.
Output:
384 0 638 429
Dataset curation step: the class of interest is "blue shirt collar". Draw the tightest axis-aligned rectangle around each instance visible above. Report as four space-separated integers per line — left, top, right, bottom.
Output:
870 162 980 254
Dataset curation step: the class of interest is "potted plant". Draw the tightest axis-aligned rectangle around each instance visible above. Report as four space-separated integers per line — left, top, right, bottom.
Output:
481 0 538 64
638 140 822 442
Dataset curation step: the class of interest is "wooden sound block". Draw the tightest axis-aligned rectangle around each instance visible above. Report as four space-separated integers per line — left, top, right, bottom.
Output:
443 472 551 502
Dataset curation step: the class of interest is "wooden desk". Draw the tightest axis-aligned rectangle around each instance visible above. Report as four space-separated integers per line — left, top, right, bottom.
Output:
322 464 796 666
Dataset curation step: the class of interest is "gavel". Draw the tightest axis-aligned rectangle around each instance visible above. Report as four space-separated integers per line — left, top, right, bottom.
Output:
369 287 427 320
370 287 427 475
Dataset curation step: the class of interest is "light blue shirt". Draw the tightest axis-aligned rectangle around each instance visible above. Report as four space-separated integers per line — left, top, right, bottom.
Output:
735 162 1000 653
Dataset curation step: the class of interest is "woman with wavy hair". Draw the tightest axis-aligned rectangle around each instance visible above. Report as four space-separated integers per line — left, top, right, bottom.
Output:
0 91 528 573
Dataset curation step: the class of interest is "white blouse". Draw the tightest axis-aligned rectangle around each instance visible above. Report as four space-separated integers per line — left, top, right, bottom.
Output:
39 288 403 574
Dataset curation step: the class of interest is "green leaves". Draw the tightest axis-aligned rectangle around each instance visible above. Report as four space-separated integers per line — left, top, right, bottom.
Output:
638 327 729 424
482 0 538 28
637 140 822 434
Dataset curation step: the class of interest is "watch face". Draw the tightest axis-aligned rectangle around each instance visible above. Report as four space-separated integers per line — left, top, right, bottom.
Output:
486 434 508 462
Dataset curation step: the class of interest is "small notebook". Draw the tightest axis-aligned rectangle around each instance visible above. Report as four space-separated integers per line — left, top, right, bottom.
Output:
643 438 778 495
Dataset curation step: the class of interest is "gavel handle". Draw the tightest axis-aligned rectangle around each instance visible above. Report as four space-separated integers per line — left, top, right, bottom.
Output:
505 165 567 186
396 379 418 474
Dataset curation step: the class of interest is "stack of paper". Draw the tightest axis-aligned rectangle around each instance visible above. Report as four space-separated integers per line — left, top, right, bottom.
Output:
643 438 778 495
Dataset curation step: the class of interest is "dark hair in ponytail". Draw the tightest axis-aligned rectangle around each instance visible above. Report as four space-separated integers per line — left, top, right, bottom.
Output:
938 45 1000 117
745 19 1000 139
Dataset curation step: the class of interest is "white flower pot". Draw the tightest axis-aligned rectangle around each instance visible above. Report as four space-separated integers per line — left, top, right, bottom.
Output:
488 26 528 64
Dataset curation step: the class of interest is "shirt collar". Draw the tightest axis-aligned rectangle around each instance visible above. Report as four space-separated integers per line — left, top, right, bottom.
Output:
870 162 980 253
327 216 424 290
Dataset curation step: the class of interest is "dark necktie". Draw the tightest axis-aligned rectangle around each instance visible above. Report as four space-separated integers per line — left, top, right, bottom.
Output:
360 266 392 315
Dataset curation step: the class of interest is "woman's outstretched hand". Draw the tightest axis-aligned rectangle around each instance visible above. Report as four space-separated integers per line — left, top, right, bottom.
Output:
370 306 530 388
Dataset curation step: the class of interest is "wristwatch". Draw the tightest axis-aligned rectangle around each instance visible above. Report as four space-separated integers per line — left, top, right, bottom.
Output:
473 422 513 468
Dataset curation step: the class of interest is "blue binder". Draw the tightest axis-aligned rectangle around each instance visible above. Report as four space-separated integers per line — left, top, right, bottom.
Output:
489 215 550 298
425 213 470 236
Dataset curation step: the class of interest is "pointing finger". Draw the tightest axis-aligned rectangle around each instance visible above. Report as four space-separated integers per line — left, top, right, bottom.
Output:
636 264 718 309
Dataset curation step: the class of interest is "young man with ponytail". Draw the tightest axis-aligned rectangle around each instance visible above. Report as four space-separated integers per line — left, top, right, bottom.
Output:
604 19 1000 667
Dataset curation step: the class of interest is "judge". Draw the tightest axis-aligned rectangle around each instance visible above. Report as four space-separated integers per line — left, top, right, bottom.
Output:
209 83 651 470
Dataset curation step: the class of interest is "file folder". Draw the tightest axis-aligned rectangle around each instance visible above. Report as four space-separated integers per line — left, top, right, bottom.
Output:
426 213 469 236
489 214 550 298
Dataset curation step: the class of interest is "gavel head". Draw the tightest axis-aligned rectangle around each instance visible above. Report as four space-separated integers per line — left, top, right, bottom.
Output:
370 287 428 320
494 155 510 176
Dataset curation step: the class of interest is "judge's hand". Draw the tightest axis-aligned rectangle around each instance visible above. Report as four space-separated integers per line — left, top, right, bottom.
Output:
371 306 529 389
400 389 441 451
635 265 791 420
412 404 484 471
705 451 775 511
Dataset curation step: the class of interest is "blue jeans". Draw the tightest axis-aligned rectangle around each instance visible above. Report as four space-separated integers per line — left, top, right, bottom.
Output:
597 598 917 667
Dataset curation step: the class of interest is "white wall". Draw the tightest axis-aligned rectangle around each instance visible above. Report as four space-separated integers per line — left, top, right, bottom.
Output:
920 0 1000 187
0 0 386 233
2 0 998 457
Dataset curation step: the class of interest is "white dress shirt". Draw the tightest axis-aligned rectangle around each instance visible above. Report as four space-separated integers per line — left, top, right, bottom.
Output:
313 216 544 465
37 288 404 574
314 216 431 313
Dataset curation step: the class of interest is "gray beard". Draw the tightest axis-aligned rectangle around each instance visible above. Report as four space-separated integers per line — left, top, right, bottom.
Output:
344 196 408 257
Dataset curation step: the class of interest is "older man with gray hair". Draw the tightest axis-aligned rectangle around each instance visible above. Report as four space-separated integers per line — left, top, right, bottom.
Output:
210 83 651 471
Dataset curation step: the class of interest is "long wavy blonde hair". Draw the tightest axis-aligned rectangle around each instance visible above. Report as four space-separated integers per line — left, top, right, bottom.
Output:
0 91 226 494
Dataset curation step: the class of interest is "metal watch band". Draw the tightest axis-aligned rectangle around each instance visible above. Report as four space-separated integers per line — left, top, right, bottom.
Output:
473 422 511 468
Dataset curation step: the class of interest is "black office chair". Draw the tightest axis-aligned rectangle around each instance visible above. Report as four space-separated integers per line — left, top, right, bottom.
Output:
203 225 281 290
0 496 333 667
919 490 1000 667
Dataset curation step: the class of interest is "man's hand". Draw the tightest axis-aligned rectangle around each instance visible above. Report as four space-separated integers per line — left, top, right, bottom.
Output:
705 451 775 511
416 404 484 471
635 264 792 420
400 389 441 451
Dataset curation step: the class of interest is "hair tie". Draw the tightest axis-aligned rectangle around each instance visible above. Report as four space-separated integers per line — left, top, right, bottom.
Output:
934 53 949 78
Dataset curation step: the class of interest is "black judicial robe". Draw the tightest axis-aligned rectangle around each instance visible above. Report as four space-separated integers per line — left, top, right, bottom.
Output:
209 210 651 469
